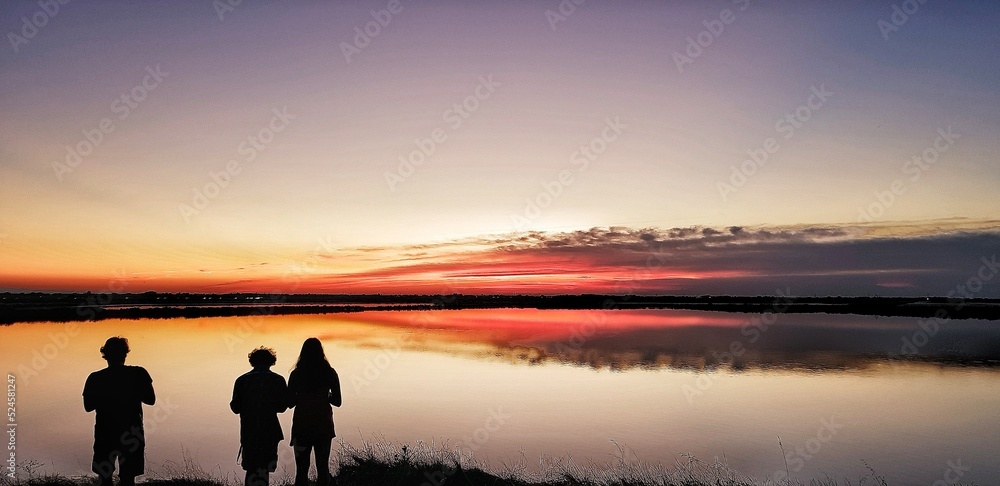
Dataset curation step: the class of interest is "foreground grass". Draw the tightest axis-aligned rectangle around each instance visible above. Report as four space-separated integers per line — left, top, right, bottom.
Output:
0 440 978 486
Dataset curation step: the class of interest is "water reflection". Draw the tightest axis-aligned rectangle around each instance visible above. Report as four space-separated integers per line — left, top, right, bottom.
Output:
340 309 1000 371
2 309 999 484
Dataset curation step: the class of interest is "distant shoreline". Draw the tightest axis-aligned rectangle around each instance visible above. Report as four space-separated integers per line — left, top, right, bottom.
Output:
2 292 999 324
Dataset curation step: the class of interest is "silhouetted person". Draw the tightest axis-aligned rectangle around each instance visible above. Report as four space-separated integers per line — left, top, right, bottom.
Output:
288 338 342 486
231 347 289 486
83 337 155 486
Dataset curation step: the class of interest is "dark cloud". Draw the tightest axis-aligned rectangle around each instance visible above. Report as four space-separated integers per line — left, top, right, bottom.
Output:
280 223 1000 297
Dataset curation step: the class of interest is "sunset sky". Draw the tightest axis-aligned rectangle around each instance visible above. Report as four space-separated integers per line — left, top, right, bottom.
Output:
1 1 998 296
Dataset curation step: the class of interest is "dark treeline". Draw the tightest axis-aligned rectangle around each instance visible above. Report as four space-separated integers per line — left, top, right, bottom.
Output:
1 292 999 324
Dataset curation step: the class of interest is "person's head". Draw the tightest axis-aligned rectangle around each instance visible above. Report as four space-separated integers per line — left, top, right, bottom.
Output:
248 346 277 369
294 337 331 371
100 336 130 364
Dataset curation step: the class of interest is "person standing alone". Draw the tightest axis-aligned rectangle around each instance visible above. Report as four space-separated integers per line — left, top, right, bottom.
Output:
83 336 156 486
288 338 342 486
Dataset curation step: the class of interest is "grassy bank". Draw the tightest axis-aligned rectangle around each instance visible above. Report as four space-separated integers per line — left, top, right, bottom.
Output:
3 439 948 486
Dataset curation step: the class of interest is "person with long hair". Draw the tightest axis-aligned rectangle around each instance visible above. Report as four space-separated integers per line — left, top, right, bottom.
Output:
288 338 342 486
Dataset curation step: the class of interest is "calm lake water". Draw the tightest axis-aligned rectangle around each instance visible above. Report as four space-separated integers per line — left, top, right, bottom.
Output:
3 309 999 484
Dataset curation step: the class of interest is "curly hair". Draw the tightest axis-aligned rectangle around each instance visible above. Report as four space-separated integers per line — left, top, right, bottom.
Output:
248 346 277 368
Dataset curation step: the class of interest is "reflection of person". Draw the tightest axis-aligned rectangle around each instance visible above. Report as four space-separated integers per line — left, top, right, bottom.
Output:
288 338 342 486
83 337 156 486
231 347 289 486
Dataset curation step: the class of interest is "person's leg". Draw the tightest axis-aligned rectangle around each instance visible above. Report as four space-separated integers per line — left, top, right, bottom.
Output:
246 470 265 486
293 443 312 486
243 451 267 486
246 468 269 486
119 437 144 486
314 440 332 486
96 467 114 486
93 441 115 486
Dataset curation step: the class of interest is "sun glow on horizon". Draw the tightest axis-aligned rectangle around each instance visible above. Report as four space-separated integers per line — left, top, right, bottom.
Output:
1 2 999 296
2 221 997 297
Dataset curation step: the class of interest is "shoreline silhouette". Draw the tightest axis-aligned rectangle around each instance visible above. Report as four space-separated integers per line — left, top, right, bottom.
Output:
0 436 927 486
2 292 999 324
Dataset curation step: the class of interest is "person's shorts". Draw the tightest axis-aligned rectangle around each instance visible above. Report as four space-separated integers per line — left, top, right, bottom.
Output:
92 428 145 477
241 441 279 472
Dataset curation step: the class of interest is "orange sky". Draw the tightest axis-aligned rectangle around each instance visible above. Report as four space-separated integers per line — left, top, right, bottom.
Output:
2 221 998 297
2 2 999 296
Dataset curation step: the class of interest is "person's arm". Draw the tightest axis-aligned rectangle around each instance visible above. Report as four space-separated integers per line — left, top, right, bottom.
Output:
140 368 156 406
229 378 241 414
286 371 297 410
274 375 289 414
83 374 97 412
329 369 342 407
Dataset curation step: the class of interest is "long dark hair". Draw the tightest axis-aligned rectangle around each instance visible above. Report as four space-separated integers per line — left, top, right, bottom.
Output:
293 337 332 376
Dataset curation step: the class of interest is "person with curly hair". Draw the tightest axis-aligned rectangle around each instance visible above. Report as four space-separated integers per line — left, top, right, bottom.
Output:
231 346 289 486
